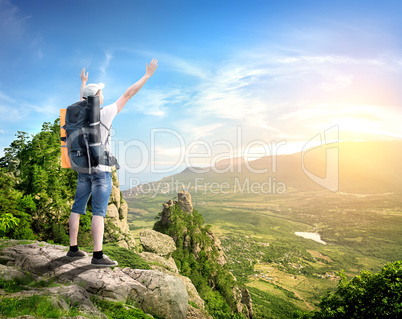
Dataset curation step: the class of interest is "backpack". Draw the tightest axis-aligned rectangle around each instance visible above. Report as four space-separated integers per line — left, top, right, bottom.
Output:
60 95 119 174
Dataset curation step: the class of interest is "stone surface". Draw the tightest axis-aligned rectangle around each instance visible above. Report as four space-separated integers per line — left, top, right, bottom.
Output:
178 191 193 214
161 199 175 225
0 284 106 318
241 287 254 319
139 229 176 257
154 193 254 319
103 168 135 250
179 275 205 311
1 242 188 319
106 203 119 219
49 284 101 315
109 185 121 209
122 268 188 319
138 249 210 319
206 229 227 266
119 200 129 220
0 264 24 281
140 252 179 273
231 277 254 319
0 254 15 265
186 305 213 319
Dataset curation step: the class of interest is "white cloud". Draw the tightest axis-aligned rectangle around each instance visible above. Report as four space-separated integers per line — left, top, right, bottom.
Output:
0 0 28 42
109 43 402 151
114 48 211 79
190 59 272 125
99 51 113 83
30 35 45 60
0 91 60 125
123 87 187 117
163 45 402 146
0 104 23 121
179 123 225 141
163 54 210 79
320 75 353 92
25 97 60 116
147 51 211 80
0 91 16 103
278 103 402 141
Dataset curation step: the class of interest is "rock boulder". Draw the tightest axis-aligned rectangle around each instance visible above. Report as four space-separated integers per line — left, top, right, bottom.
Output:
139 229 176 258
1 241 188 319
178 191 193 214
104 168 136 250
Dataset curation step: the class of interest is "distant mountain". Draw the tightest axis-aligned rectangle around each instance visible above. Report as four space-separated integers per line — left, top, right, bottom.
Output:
124 140 402 196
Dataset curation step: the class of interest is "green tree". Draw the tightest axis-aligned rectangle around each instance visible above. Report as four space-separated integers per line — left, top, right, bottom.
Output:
154 202 245 319
0 213 19 234
298 261 402 318
0 119 79 243
0 168 35 239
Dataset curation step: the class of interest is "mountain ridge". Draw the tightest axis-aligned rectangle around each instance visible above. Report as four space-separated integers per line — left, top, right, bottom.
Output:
124 140 402 196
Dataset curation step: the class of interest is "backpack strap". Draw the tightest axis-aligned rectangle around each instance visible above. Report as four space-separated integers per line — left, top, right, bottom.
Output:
82 128 92 174
100 121 111 148
99 120 120 169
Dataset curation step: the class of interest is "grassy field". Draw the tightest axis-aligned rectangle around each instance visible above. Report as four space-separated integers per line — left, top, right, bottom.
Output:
124 190 402 318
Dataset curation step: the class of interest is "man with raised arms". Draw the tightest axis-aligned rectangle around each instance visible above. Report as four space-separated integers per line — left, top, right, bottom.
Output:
66 59 158 266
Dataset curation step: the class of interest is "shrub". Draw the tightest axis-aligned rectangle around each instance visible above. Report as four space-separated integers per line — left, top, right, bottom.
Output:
0 295 79 318
298 260 402 318
92 297 155 319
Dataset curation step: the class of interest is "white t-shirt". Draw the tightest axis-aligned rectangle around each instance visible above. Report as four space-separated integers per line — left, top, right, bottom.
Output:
97 102 118 172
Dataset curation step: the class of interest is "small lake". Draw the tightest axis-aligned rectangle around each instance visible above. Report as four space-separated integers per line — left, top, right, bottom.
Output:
295 232 326 245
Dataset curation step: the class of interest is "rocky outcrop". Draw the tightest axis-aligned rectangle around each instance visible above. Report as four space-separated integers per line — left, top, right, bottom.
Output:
161 199 175 225
139 229 176 258
206 229 227 266
0 263 24 281
155 192 254 319
122 268 188 317
0 241 188 319
241 287 254 319
139 229 212 319
104 168 135 250
140 252 179 273
178 191 193 214
159 191 194 227
0 282 107 318
159 194 227 266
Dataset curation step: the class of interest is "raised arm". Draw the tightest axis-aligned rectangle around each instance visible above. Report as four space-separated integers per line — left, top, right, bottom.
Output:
80 68 88 100
115 58 158 113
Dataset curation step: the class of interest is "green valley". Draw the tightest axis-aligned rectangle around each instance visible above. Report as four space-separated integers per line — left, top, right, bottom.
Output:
124 189 402 318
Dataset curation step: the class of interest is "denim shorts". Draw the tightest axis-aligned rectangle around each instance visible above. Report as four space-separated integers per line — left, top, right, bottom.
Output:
71 171 112 217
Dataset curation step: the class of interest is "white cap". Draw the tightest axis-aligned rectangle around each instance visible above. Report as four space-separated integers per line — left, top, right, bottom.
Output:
82 82 105 98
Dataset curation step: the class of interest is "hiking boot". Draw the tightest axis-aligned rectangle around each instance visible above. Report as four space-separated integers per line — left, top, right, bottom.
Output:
66 250 87 258
91 254 118 267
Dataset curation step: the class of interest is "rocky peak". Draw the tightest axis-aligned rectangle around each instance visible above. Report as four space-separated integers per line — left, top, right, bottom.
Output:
0 240 188 319
138 229 212 319
155 192 254 319
104 168 135 250
158 191 194 229
178 191 194 214
139 229 176 258
161 199 175 226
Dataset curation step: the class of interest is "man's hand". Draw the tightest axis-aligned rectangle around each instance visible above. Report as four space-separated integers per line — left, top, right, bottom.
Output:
80 68 88 100
80 68 88 83
145 58 158 79
116 58 159 113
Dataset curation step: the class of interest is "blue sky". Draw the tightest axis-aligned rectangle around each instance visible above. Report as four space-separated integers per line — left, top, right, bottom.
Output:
1 0 402 188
